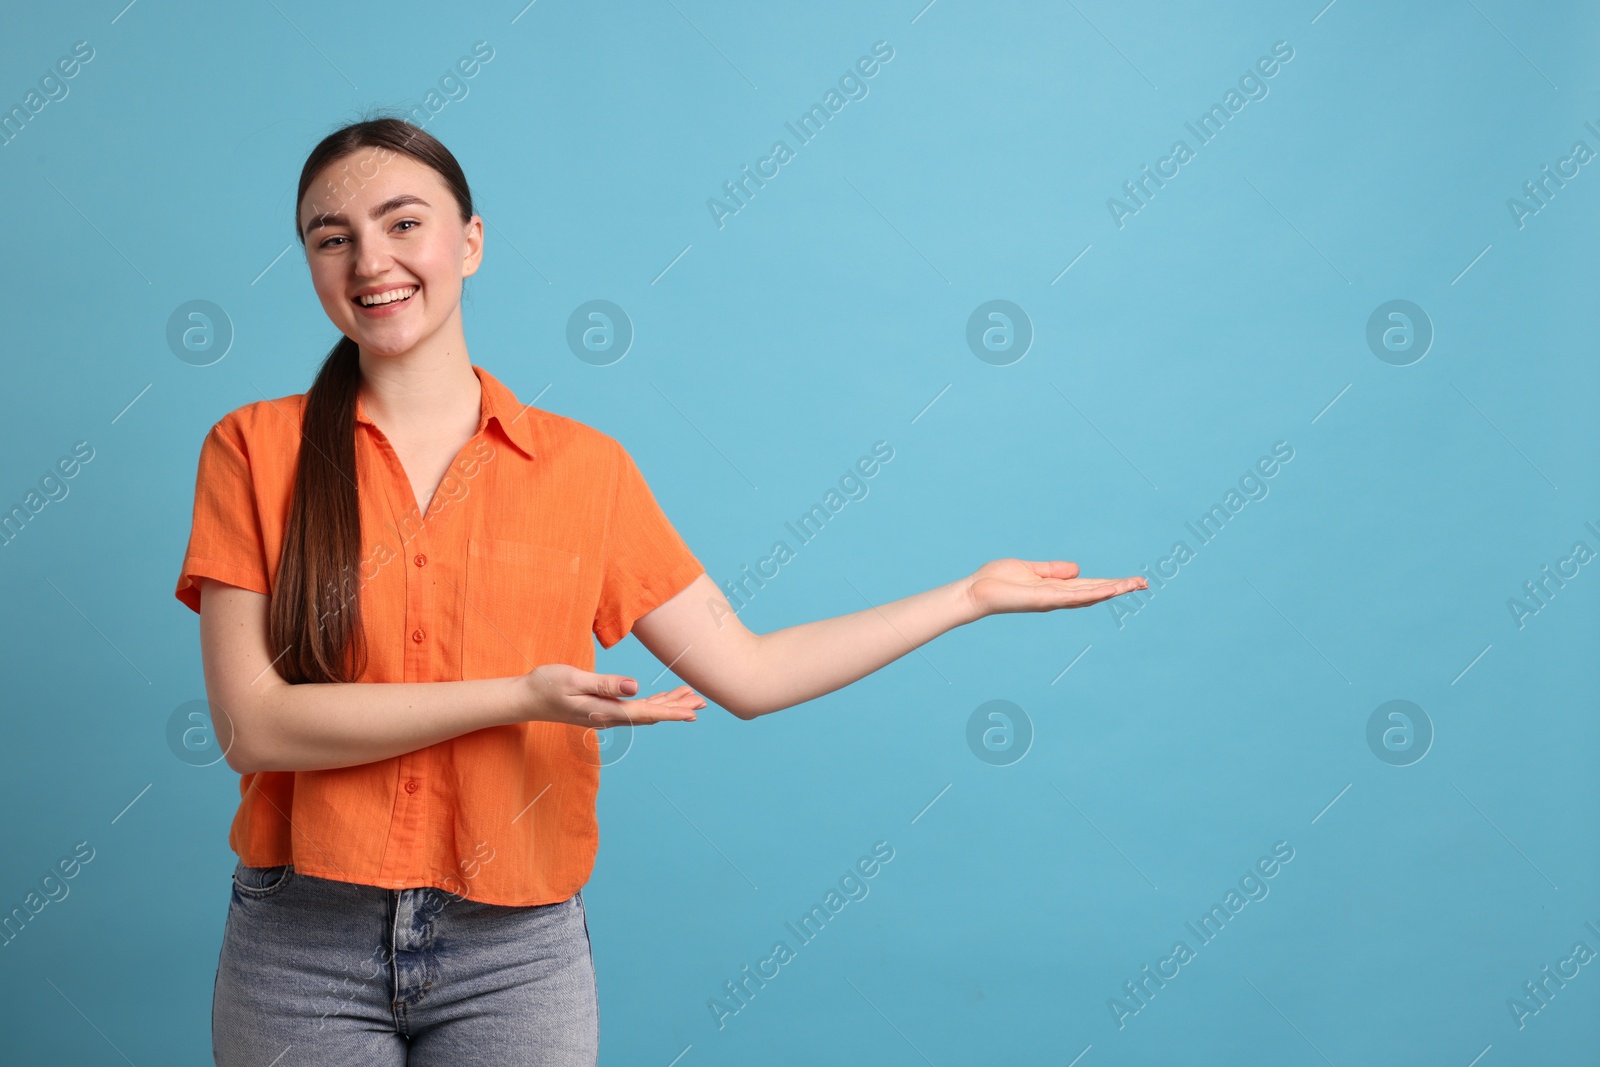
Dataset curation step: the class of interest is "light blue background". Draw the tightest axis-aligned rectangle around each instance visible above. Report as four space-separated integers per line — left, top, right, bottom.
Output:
1 1 1596 1063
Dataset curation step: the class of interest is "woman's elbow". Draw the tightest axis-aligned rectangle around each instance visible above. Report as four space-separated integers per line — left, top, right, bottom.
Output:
722 690 776 721
223 746 258 776
682 666 761 721
207 689 272 775
218 712 263 774
708 687 762 721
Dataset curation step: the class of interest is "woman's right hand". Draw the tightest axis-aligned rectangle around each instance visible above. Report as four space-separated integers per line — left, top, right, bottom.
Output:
520 663 705 728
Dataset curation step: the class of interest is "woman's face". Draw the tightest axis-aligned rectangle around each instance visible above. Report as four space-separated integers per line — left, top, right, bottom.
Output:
297 148 482 359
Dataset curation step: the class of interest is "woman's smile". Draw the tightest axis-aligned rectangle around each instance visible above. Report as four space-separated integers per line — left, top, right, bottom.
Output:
352 284 419 318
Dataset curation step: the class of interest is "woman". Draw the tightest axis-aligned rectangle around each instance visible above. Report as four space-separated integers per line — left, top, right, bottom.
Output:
174 114 1147 1066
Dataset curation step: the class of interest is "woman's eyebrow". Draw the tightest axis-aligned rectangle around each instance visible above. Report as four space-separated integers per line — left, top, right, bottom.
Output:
303 194 432 235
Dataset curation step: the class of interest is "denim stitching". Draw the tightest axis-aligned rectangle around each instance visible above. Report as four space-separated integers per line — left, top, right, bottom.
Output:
576 889 599 1053
388 889 407 1037
230 862 295 900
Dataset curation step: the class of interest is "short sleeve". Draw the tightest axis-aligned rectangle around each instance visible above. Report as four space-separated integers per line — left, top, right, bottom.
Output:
173 415 272 614
592 439 704 649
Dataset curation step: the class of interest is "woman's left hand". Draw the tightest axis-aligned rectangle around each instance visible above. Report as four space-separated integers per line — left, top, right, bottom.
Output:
964 558 1148 618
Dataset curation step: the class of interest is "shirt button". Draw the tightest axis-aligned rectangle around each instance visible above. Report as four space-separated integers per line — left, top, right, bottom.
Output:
404 779 419 794
414 554 426 567
412 628 425 643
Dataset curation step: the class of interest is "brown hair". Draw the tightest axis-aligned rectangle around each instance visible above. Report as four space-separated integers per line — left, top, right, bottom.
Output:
269 111 476 684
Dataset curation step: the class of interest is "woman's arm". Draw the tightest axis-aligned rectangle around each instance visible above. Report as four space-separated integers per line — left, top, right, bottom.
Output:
199 578 704 774
630 559 1148 720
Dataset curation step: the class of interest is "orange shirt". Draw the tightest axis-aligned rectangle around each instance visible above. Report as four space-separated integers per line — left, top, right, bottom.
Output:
174 364 704 905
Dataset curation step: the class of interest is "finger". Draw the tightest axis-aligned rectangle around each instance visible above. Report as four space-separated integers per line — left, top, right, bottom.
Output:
581 695 699 727
628 683 704 704
649 690 708 712
1061 577 1147 591
648 688 707 714
638 685 694 703
578 673 637 698
641 686 706 708
1056 577 1146 604
598 705 698 727
1012 559 1080 580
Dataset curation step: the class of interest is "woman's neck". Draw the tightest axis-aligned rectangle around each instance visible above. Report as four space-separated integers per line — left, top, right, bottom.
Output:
357 348 481 445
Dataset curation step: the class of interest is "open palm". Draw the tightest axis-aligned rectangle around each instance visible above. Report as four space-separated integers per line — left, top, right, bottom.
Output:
967 558 1149 617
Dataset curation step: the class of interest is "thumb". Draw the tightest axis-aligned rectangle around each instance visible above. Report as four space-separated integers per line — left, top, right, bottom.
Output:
595 674 637 697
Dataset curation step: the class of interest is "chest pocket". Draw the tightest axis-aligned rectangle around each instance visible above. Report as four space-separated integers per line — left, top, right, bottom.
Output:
462 538 583 680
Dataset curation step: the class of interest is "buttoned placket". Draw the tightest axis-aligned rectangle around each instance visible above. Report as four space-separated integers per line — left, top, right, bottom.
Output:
348 370 539 893
364 422 444 886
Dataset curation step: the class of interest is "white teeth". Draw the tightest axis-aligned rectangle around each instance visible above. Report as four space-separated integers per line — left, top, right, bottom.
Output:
358 286 416 306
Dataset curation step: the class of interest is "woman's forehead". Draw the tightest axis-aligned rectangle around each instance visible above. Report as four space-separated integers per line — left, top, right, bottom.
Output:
300 152 443 220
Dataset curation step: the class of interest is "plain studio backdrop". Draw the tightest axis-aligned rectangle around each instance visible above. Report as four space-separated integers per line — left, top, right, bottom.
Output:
0 0 1596 1063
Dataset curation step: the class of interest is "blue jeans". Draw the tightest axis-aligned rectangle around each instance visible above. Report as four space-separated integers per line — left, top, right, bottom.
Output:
212 860 599 1065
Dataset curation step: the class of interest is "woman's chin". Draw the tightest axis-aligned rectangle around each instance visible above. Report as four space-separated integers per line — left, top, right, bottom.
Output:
349 325 424 358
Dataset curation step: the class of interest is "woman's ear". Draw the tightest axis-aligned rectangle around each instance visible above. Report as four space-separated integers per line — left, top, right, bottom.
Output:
462 215 484 278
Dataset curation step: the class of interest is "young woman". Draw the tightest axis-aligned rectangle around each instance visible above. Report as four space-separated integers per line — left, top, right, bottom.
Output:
175 115 1147 1066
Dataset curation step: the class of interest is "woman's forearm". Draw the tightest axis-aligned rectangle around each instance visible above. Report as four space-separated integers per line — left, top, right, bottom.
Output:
233 674 531 774
738 577 980 719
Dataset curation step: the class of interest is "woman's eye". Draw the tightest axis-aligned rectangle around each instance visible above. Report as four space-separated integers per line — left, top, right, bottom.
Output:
316 220 414 249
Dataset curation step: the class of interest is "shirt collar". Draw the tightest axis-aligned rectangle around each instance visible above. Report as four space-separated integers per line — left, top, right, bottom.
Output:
353 364 538 460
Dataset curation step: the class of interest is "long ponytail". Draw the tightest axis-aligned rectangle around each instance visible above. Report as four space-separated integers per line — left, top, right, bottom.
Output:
268 334 367 684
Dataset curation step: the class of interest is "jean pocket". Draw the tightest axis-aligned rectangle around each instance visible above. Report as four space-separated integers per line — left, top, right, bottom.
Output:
231 861 295 899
